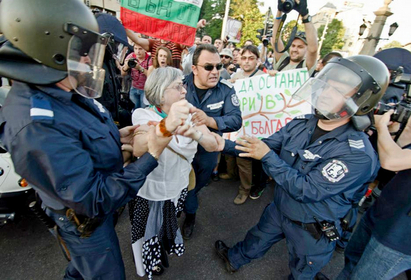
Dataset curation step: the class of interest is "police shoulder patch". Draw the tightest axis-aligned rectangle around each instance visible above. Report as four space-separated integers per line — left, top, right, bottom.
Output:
321 160 348 183
30 94 54 123
348 139 365 151
231 94 240 107
220 79 233 88
93 99 106 113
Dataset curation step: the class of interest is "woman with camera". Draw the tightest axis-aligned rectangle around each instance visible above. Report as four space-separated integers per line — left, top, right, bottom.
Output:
128 67 218 279
121 43 152 109
147 47 173 77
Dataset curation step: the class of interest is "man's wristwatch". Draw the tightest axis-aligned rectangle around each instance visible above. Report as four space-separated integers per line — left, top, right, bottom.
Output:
302 15 311 24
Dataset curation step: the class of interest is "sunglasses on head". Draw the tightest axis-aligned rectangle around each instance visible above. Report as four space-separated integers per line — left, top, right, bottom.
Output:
220 55 231 59
197 63 223 71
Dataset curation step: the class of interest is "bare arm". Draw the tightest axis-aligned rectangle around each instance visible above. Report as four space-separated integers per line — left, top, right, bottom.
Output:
375 111 411 171
302 15 318 71
183 124 218 152
147 65 154 77
271 10 285 62
126 29 150 51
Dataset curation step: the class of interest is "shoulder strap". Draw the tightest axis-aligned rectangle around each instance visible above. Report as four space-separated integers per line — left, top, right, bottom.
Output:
277 56 291 71
278 57 305 71
166 145 189 162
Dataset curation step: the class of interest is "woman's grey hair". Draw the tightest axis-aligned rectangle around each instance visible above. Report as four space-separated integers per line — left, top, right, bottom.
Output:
144 67 183 106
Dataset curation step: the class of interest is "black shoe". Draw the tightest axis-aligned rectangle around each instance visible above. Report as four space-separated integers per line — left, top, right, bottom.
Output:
215 240 237 273
182 214 196 240
152 263 165 276
211 172 220 182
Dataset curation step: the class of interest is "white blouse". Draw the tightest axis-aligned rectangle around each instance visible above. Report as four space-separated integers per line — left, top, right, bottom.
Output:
132 108 198 201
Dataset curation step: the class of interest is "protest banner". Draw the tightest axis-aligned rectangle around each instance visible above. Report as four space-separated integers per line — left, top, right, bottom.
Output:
225 68 312 140
120 0 203 46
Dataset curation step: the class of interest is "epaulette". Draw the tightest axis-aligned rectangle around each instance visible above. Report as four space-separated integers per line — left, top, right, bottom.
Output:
294 114 308 120
220 79 233 88
30 93 54 124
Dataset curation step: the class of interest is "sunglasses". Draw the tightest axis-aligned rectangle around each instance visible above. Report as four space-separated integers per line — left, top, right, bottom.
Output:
220 55 231 59
197 63 223 71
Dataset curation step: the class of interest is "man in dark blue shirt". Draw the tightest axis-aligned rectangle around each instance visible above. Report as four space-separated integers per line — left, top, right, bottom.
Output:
213 55 389 279
183 44 242 239
0 0 191 278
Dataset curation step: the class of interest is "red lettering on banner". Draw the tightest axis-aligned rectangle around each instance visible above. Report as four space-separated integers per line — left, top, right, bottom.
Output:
250 117 294 136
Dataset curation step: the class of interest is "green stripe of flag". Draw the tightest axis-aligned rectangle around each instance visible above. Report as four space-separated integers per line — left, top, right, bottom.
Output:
121 0 201 28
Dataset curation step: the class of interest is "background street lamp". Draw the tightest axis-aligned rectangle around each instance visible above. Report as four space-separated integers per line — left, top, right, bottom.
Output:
359 21 398 40
359 0 397 55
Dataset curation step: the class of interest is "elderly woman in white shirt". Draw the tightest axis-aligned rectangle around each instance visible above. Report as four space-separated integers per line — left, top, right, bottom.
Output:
129 67 217 279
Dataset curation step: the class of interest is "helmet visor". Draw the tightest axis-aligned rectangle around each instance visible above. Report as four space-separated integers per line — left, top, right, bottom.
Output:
293 64 366 120
67 31 107 98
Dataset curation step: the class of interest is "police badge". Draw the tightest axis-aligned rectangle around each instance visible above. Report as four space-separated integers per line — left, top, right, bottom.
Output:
321 160 348 183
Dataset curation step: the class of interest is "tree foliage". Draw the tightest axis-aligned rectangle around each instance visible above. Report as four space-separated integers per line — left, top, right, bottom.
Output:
281 20 304 43
198 0 265 46
230 0 265 46
198 0 225 40
317 19 345 58
382 40 402 50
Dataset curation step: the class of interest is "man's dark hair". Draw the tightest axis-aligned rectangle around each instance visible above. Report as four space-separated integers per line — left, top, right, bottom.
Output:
233 48 241 53
192 44 219 66
240 45 260 59
322 52 342 66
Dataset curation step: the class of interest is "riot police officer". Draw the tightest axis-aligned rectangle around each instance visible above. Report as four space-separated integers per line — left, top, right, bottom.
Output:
0 0 191 278
213 55 389 279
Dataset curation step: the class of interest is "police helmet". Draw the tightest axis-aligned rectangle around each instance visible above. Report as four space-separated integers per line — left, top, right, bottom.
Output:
293 55 389 120
0 0 109 98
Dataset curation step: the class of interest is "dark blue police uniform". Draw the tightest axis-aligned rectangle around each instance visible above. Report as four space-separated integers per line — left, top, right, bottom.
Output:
222 114 379 279
0 82 158 279
183 73 242 214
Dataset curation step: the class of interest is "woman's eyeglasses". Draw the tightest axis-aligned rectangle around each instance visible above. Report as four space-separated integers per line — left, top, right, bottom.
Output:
220 55 231 59
196 63 223 71
167 83 185 92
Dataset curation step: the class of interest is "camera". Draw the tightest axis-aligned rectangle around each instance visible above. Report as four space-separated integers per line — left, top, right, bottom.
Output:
262 37 270 47
127 58 137 68
281 0 295 13
229 66 237 72
374 67 411 126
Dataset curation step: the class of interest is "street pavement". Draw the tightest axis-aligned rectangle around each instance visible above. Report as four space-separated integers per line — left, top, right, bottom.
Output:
0 178 406 280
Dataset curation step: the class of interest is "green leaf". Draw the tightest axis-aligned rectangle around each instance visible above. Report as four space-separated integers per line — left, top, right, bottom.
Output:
256 93 261 100
290 110 302 115
274 94 283 101
284 89 291 96
244 121 250 127
274 113 284 118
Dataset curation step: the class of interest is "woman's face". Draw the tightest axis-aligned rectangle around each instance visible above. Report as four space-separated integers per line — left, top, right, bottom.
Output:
163 78 187 110
157 49 169 67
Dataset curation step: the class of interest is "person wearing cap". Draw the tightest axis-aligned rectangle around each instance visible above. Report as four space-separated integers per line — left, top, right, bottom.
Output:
219 48 233 79
220 48 233 69
270 0 318 76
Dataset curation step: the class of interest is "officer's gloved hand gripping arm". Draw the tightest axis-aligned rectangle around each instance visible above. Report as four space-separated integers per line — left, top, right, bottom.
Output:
375 110 411 171
10 122 163 218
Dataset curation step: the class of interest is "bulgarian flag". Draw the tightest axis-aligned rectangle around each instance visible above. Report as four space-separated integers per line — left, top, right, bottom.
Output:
120 0 203 46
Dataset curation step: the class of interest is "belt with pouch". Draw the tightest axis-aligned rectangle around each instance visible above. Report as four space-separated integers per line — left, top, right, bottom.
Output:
290 219 322 240
48 207 104 238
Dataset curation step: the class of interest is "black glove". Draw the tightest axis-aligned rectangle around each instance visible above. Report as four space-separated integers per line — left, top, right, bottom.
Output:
294 0 309 17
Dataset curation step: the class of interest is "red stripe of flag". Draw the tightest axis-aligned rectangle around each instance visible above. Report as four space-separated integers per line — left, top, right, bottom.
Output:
121 7 196 46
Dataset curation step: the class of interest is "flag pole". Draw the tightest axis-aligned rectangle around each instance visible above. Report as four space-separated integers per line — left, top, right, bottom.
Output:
221 0 231 40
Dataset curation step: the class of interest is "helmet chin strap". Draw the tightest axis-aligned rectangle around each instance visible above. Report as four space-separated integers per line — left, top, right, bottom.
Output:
314 109 328 120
